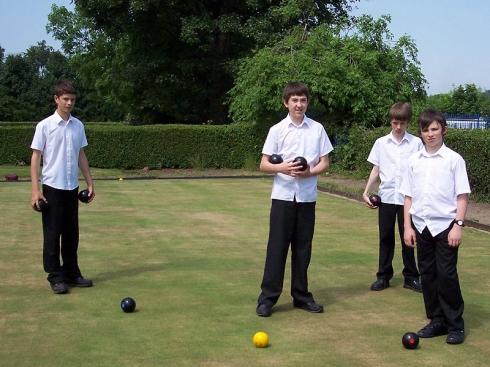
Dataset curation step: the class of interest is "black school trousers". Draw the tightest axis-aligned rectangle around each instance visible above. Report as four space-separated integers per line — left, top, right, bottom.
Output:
41 184 81 283
416 224 464 331
258 199 316 306
376 203 419 281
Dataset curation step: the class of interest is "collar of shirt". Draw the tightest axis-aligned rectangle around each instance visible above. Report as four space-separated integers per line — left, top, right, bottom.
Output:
420 143 448 158
286 114 310 129
51 111 73 126
387 131 411 145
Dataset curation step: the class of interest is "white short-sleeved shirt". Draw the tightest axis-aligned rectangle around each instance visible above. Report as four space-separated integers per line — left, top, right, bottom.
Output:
31 111 88 190
400 144 471 236
367 132 423 205
262 114 333 202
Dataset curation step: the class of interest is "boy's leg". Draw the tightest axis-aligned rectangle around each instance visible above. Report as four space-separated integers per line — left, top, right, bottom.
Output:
416 227 444 323
290 201 315 304
396 205 420 281
41 185 65 284
434 225 464 332
258 200 295 306
376 203 397 280
60 188 82 280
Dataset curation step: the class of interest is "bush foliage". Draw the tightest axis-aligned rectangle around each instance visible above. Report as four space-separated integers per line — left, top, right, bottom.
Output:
332 126 490 199
0 123 264 169
1 123 488 199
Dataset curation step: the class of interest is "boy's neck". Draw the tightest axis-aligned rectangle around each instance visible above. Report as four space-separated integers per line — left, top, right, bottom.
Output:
425 142 443 155
290 114 304 125
57 109 70 122
391 130 405 143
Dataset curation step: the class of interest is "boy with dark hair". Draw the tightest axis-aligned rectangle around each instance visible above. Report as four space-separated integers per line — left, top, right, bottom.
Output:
363 102 422 292
31 79 95 294
401 108 470 345
256 82 333 317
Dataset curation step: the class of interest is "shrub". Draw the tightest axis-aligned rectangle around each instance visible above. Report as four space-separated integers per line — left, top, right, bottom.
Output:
332 125 490 200
0 123 264 170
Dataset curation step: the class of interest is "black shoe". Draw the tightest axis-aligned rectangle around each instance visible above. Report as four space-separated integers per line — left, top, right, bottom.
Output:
404 278 422 293
293 301 324 313
417 322 448 338
50 282 69 294
67 276 93 287
256 303 272 317
446 330 465 344
370 279 389 291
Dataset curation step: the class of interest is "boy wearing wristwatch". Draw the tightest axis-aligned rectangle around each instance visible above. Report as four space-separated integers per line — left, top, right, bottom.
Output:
401 109 471 345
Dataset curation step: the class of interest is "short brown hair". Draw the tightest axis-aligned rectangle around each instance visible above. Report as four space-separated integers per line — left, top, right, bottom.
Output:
283 82 310 102
389 102 412 122
54 79 76 97
418 108 447 134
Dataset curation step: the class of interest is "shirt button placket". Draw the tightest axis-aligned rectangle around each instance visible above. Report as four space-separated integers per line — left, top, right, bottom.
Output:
67 127 72 187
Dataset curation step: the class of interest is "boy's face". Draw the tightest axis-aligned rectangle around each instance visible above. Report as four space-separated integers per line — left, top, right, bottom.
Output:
54 93 76 115
284 94 308 122
421 120 446 150
390 119 408 139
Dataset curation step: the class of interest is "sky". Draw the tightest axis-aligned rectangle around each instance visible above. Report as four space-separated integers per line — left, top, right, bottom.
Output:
0 0 489 95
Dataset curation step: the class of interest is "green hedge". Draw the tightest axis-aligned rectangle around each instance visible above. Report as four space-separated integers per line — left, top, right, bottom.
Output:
0 123 264 169
332 126 490 199
1 122 488 198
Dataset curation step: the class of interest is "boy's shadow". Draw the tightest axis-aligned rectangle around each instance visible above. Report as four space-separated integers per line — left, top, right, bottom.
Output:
94 263 166 283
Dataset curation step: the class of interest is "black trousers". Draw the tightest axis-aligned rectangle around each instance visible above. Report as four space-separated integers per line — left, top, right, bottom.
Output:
42 185 81 283
416 225 464 331
258 199 316 306
376 203 419 281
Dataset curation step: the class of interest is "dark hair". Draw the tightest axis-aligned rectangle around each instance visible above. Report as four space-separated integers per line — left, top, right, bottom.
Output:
388 102 412 122
418 108 447 134
283 82 310 102
54 79 77 97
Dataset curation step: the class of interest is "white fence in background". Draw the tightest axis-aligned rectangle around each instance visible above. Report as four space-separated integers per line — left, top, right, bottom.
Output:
445 114 488 129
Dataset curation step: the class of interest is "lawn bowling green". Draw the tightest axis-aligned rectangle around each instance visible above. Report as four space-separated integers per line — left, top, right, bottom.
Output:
1 178 489 366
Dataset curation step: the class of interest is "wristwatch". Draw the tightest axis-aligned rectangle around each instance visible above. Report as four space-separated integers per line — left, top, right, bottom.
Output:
454 219 465 227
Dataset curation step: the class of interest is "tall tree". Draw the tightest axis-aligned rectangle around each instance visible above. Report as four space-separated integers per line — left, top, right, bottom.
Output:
0 40 124 122
229 15 426 133
449 84 482 114
47 0 358 124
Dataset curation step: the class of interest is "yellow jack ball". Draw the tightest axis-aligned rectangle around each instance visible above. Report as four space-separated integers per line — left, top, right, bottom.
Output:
253 331 269 348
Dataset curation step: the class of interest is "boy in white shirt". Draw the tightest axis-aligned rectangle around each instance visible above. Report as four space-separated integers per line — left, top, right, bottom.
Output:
363 102 423 292
256 82 333 317
401 108 470 345
31 80 95 294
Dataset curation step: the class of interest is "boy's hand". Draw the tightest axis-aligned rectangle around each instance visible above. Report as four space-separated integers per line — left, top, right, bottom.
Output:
362 193 376 208
286 160 310 177
403 227 417 248
87 186 95 203
448 225 463 247
31 191 47 211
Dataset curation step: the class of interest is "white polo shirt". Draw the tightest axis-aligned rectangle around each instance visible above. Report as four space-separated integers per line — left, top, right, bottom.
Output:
400 144 471 236
31 111 88 190
262 114 333 202
367 132 423 205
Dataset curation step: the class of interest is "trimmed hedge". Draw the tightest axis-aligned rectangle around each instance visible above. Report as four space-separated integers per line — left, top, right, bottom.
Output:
332 126 490 199
1 122 488 198
0 124 36 165
0 123 264 169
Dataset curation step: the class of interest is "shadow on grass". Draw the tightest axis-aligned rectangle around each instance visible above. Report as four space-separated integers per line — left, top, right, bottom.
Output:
465 302 490 331
315 281 373 307
93 263 166 282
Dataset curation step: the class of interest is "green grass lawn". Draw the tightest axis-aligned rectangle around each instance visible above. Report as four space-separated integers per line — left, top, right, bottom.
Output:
1 178 489 367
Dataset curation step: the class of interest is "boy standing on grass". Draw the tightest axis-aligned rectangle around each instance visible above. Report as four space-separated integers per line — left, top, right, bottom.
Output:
363 102 423 292
401 109 470 345
30 80 95 295
256 82 333 317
